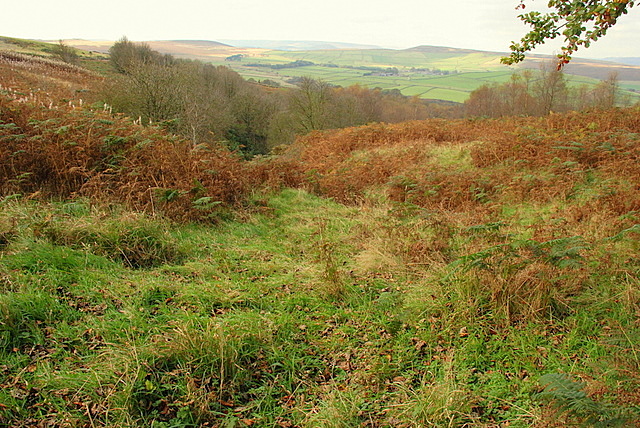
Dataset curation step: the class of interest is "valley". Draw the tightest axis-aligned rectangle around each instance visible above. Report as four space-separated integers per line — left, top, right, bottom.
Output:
61 38 640 103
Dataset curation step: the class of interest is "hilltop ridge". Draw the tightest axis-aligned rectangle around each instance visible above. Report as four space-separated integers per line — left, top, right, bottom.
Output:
218 39 382 50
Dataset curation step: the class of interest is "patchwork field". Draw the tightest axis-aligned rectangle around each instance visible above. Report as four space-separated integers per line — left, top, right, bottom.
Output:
57 38 640 103
214 48 640 103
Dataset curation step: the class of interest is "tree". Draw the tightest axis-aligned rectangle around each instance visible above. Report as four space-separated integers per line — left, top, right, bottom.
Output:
465 72 536 117
104 40 282 153
51 40 79 65
109 37 174 74
502 0 636 68
464 66 625 118
533 63 568 114
589 72 620 108
288 77 334 133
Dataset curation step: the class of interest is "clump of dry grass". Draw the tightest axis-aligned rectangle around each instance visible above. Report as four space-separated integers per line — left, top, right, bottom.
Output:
265 107 640 234
0 53 255 222
0 93 250 222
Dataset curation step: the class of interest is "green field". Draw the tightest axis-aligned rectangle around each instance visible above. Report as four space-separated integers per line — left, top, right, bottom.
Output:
213 48 512 102
208 49 635 103
223 65 520 103
230 64 623 104
620 80 640 93
49 37 640 104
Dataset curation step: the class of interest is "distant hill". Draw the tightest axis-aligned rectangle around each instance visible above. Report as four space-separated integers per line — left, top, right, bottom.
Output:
171 39 231 48
219 40 382 50
604 57 640 66
142 40 234 58
522 55 640 80
57 39 232 55
405 45 504 55
60 38 257 63
50 39 114 54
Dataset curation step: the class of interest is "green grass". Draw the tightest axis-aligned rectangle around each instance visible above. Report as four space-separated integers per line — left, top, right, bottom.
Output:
230 64 521 103
1 186 638 426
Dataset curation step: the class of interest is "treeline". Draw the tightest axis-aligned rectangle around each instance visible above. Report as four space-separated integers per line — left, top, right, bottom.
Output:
102 38 456 157
107 40 630 151
465 67 624 117
246 60 315 69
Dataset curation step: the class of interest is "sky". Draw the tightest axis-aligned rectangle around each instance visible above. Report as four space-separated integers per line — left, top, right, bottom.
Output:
3 0 640 59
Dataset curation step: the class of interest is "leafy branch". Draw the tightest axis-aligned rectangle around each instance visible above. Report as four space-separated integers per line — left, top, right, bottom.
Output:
536 373 637 426
503 0 637 68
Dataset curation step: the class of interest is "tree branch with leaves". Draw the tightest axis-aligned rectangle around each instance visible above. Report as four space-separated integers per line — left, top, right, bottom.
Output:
502 0 636 68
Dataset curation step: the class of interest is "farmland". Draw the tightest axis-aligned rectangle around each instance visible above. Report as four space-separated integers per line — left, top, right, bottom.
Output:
188 47 640 103
61 38 640 103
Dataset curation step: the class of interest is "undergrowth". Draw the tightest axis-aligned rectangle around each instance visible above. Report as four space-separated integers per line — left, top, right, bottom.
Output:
0 187 638 427
0 56 249 223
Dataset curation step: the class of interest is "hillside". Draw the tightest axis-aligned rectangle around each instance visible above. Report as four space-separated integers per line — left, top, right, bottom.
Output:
1 43 640 427
0 51 249 221
605 57 640 66
60 38 640 103
218 40 382 50
61 39 241 59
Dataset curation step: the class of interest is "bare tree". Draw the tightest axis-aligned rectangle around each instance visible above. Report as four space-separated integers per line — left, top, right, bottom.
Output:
288 77 334 133
51 40 79 65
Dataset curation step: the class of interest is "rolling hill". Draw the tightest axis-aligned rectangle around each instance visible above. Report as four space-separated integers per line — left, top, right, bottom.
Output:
217 39 382 50
46 38 640 102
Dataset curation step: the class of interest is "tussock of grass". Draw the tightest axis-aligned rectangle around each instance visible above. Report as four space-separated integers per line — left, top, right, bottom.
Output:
37 211 187 268
427 141 477 169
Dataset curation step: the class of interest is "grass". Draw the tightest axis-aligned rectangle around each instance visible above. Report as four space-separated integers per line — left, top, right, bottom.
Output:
210 49 640 103
1 183 638 426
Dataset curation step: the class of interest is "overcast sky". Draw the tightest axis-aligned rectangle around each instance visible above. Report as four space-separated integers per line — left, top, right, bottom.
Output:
3 0 640 58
